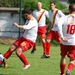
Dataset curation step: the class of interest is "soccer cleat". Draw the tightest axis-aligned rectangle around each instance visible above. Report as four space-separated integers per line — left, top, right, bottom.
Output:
41 54 50 59
23 64 30 69
65 70 70 75
31 49 36 54
3 58 8 68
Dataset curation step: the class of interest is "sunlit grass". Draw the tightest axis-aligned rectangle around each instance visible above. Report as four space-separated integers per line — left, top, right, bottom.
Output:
0 44 75 75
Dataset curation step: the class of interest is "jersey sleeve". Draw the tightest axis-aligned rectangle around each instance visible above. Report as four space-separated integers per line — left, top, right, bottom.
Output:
57 16 65 37
58 10 65 18
45 10 49 19
23 20 36 30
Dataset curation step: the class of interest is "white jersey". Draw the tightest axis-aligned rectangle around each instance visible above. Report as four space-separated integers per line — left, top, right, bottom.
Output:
33 9 49 27
23 17 38 42
49 9 65 31
58 14 75 45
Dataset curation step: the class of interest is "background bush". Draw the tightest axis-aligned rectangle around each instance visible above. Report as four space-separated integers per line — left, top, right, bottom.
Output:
68 0 75 3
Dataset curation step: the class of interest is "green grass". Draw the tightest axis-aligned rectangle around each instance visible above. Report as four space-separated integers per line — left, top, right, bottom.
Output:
0 44 75 75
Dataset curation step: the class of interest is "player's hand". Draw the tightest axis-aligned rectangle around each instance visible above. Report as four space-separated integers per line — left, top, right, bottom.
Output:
13 22 18 27
61 37 68 42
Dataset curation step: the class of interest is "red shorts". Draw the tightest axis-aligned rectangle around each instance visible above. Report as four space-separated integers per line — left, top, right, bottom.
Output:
47 30 61 42
38 26 46 39
14 37 34 52
60 44 75 60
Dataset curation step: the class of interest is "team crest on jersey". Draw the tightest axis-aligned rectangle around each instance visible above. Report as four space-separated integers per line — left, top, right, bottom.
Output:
70 19 74 24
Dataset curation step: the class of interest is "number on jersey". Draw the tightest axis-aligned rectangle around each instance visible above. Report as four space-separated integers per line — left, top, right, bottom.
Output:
67 24 75 34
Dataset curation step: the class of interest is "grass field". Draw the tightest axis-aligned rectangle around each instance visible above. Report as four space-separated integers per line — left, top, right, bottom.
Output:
0 44 75 75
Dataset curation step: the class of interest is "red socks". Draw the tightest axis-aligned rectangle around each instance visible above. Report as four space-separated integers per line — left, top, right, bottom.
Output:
4 50 12 59
45 42 50 56
42 42 46 54
68 63 74 72
60 64 66 75
18 54 29 65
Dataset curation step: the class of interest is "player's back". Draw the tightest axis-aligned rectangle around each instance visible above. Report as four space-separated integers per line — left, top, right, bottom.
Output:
62 14 75 45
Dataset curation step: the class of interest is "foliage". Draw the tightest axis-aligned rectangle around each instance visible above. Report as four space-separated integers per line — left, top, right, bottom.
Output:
0 0 20 7
68 0 75 3
0 0 66 10
23 0 66 11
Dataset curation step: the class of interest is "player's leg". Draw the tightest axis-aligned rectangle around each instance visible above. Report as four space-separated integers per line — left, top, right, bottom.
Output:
3 37 23 68
60 44 67 75
65 46 75 75
65 59 75 75
3 37 23 59
42 38 46 55
60 56 66 75
42 30 53 58
4 44 16 59
16 47 30 69
37 31 48 58
3 44 17 68
17 39 34 69
31 43 36 54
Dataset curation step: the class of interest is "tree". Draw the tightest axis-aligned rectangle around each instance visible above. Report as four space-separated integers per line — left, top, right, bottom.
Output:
68 0 75 3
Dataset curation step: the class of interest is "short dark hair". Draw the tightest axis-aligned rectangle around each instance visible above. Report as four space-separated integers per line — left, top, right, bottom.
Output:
22 9 32 14
69 3 75 12
50 1 56 5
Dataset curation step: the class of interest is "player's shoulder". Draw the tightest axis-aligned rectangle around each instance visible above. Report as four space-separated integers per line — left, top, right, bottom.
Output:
65 14 71 18
57 9 63 13
33 17 38 22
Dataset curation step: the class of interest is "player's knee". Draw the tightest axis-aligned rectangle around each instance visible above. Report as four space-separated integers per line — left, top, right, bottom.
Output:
10 45 16 52
42 38 46 42
46 39 51 43
16 47 22 56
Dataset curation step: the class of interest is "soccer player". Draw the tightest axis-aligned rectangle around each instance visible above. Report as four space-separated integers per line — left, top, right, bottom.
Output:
3 10 38 69
41 1 65 58
57 3 75 75
31 1 49 56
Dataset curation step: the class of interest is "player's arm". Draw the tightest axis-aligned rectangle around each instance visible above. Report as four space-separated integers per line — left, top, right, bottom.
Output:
57 17 68 42
58 10 65 17
45 10 49 19
13 21 36 30
61 37 68 42
46 22 51 28
13 22 24 29
23 21 36 29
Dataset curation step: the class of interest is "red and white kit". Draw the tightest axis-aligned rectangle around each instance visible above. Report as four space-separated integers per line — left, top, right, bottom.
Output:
33 9 49 53
14 17 38 52
33 9 49 37
58 14 75 59
46 9 65 56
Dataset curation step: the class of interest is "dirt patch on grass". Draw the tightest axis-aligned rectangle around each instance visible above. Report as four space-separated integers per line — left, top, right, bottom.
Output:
0 37 17 45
